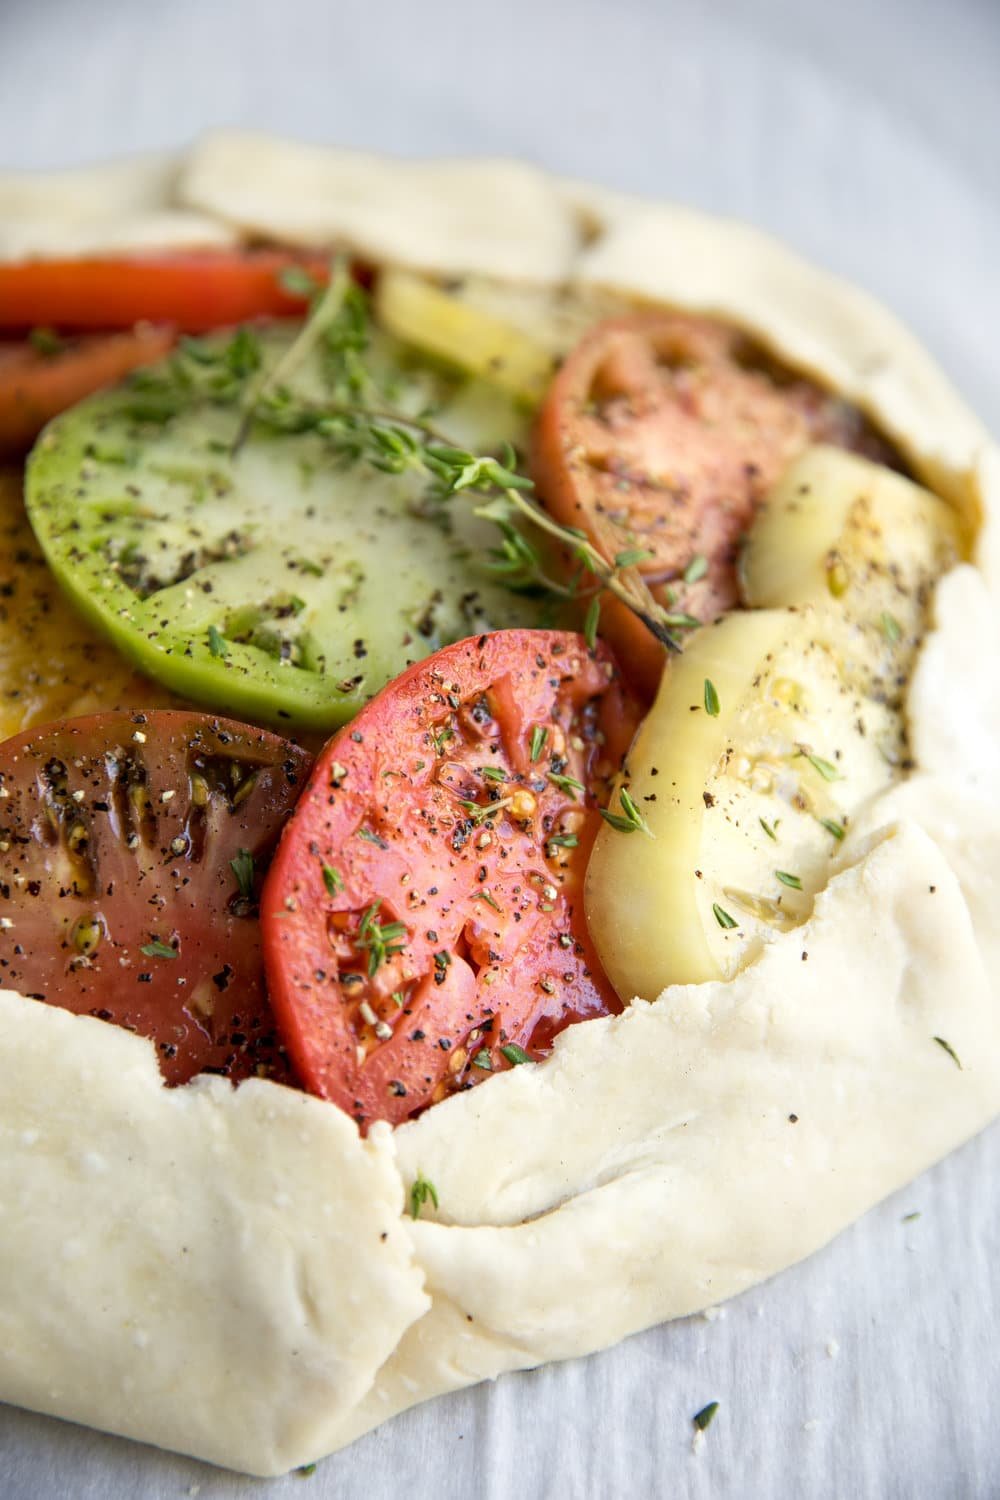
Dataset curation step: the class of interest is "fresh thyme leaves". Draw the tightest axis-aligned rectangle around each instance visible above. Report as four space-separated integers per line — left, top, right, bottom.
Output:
357 900 407 976
140 939 177 960
471 1047 494 1070
409 1173 439 1220
584 595 600 650
933 1036 963 1069
357 827 389 848
500 1043 531 1066
880 610 902 644
712 903 738 930
459 795 512 824
902 1211 921 1223
614 547 655 570
546 833 579 850
759 817 779 842
529 725 548 762
599 785 653 837
473 890 502 912
818 816 845 841
797 748 841 782
481 765 506 783
321 862 344 896
693 1401 720 1432
548 771 585 799
232 256 360 454
221 277 683 650
207 623 228 658
775 870 803 890
28 326 64 356
683 553 708 585
229 848 255 901
703 678 720 717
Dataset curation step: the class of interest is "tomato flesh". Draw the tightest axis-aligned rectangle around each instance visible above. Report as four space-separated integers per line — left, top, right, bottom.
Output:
531 312 903 698
0 328 176 454
0 250 328 335
261 630 638 1129
0 710 311 1085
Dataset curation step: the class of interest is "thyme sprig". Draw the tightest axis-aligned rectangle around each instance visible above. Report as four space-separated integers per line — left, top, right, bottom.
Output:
225 265 684 652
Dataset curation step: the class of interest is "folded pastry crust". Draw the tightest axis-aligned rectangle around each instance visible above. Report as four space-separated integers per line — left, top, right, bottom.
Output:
0 132 997 1475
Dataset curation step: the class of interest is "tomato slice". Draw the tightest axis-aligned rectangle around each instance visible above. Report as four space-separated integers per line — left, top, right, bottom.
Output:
0 710 312 1086
531 313 903 699
0 250 328 335
0 328 176 454
261 630 638 1129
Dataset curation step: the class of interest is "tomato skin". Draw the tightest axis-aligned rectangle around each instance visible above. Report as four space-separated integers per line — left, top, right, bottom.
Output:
0 328 175 454
531 313 902 699
0 710 312 1086
262 630 635 1130
0 250 328 335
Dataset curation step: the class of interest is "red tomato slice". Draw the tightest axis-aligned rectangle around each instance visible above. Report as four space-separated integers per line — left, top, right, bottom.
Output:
0 250 329 335
531 312 903 700
0 710 312 1086
0 328 176 454
261 630 639 1129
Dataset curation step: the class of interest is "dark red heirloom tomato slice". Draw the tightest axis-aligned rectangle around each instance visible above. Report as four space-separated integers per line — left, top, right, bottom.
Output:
531 312 903 700
0 710 311 1086
0 250 330 336
262 630 639 1130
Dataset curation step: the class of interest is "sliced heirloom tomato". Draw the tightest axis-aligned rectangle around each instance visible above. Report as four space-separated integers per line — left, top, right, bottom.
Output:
0 710 311 1086
531 312 903 699
261 629 639 1129
0 328 175 455
0 250 330 335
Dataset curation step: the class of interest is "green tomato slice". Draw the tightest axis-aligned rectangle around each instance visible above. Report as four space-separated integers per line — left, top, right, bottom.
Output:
25 326 553 731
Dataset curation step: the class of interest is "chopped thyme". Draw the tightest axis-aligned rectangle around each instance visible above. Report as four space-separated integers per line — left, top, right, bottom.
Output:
529 725 548 762
902 1211 921 1223
614 547 655 570
584 595 600 650
683 553 708 585
391 991 405 1008
880 611 902 643
207 624 228 658
321 862 344 895
933 1036 962 1069
703 678 720 717
140 939 177 959
797 748 841 782
759 817 779 841
473 890 502 912
599 785 653 836
229 848 255 901
500 1043 531 1066
549 771 585 799
818 817 845 841
712 903 738 930
29 326 65 356
775 870 803 890
357 827 389 848
480 765 506 783
693 1401 720 1432
357 900 407 976
409 1173 439 1220
471 1048 493 1070
459 795 512 824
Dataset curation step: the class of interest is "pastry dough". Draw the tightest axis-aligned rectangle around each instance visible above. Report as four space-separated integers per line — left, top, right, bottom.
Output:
0 132 998 1475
